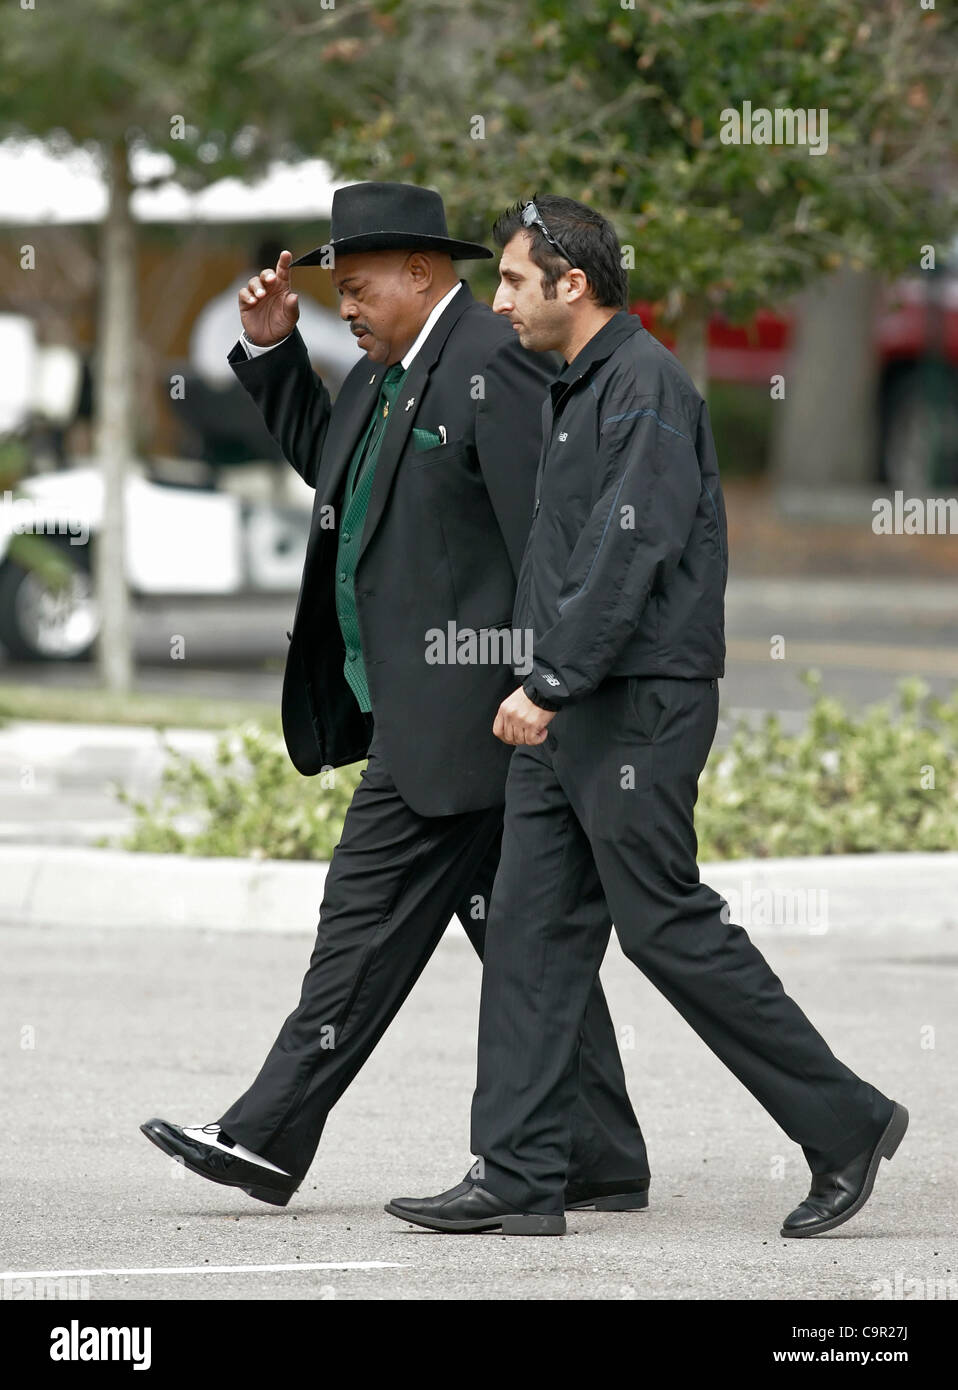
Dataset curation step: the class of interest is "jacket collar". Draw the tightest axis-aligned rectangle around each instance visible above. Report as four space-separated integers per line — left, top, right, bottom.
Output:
552 310 643 396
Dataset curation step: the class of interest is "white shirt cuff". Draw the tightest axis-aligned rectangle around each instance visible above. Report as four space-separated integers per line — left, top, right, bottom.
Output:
241 330 291 358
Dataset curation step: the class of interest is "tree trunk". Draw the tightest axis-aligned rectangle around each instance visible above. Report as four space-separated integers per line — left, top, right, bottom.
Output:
770 265 880 493
92 138 135 692
673 301 709 400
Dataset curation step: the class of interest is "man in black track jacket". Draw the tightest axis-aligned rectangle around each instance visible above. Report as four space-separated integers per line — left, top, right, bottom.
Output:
387 194 906 1240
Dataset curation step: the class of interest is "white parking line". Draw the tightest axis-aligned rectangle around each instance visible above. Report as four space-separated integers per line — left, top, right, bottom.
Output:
0 1261 408 1279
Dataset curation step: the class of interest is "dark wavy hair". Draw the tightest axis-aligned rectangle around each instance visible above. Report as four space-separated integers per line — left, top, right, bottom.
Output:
492 194 629 309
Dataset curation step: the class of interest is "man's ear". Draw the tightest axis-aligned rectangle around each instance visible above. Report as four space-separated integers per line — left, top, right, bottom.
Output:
563 268 591 305
406 252 435 292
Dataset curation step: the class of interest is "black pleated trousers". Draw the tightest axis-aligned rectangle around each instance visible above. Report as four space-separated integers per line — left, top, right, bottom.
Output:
217 724 650 1185
472 675 894 1215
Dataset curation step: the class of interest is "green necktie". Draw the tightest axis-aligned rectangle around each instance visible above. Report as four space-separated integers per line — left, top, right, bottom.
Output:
347 362 406 504
335 362 407 714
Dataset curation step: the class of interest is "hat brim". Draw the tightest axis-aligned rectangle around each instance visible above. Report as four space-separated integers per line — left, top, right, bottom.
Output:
291 232 493 265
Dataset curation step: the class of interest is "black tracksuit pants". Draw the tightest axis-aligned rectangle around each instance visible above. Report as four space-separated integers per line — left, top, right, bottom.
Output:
472 675 894 1215
217 724 649 1185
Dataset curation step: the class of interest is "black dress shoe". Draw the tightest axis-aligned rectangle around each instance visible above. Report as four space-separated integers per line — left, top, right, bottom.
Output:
385 1180 565 1235
781 1101 908 1238
140 1118 298 1207
564 1176 650 1211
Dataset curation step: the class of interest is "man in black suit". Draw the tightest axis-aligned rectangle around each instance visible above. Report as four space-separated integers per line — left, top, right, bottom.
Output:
142 183 650 1211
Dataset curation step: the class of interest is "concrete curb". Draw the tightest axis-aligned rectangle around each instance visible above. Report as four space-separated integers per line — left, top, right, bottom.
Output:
0 846 328 934
1 845 957 936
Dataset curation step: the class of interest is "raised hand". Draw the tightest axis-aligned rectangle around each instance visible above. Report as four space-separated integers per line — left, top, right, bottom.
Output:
239 249 300 346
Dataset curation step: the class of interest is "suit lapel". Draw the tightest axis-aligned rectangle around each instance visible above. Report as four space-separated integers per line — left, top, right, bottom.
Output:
299 360 385 568
358 282 474 564
320 362 386 506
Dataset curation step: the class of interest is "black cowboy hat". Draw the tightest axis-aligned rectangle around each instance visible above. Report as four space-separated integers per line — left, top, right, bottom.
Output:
291 181 493 265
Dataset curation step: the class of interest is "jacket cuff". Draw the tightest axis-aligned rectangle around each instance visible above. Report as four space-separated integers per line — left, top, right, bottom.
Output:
522 678 563 712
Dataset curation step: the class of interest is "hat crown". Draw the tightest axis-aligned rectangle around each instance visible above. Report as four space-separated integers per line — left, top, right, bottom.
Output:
331 182 450 244
290 181 492 265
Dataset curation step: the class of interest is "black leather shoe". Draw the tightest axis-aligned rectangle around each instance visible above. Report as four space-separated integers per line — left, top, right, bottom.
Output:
385 1180 565 1235
140 1117 298 1207
781 1101 908 1238
564 1176 650 1211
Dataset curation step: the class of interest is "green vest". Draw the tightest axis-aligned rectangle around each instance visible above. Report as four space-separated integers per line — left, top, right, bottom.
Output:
335 363 406 712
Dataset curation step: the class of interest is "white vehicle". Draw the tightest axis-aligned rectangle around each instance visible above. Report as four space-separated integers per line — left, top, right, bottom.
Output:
0 462 311 661
0 310 313 662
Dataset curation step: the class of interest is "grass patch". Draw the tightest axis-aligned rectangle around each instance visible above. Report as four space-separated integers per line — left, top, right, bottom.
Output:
0 683 281 733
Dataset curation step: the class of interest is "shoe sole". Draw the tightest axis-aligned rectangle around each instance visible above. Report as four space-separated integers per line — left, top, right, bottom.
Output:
140 1123 296 1207
566 1190 650 1212
780 1101 909 1239
383 1202 566 1235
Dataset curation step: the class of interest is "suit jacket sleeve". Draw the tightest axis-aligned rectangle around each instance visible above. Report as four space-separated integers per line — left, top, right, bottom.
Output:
228 327 333 490
474 336 554 580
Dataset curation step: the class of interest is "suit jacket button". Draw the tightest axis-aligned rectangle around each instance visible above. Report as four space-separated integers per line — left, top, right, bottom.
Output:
339 571 347 582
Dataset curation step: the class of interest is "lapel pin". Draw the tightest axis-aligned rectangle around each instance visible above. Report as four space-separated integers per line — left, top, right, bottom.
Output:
405 397 416 411
368 373 376 384
438 426 447 444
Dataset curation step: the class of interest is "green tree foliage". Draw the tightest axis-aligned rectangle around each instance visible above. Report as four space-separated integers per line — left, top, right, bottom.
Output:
324 0 956 331
0 1 387 179
0 0 398 689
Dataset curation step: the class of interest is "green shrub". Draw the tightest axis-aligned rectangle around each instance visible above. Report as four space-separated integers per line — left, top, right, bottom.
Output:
111 724 361 861
112 674 958 861
696 672 958 859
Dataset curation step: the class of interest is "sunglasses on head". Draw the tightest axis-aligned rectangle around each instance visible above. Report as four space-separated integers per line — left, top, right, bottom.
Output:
520 201 576 268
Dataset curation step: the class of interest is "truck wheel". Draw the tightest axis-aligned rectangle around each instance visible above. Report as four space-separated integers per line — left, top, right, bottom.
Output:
0 538 98 661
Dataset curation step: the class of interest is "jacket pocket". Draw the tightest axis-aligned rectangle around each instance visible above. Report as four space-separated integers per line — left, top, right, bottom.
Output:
408 439 466 469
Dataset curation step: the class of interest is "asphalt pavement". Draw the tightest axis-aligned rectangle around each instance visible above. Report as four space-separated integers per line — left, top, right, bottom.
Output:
1 570 955 1302
1 916 954 1301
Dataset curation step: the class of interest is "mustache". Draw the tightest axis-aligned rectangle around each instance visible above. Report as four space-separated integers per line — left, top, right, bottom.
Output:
351 321 374 337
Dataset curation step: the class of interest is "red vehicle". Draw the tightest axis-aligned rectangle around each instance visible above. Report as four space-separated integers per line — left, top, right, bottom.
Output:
633 268 958 490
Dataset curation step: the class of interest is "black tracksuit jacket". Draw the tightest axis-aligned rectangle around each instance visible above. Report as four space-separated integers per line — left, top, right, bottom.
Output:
517 310 729 711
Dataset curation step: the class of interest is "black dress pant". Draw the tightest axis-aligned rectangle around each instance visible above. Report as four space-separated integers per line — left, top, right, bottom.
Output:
218 725 649 1184
472 675 894 1215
